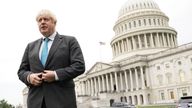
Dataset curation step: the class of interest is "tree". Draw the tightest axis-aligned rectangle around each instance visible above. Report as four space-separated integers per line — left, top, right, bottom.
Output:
0 99 15 108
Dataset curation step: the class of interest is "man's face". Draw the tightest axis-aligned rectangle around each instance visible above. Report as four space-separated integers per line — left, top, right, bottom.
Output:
37 16 56 37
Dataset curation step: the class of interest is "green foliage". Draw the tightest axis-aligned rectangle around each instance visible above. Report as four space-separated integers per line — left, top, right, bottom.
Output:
0 99 14 108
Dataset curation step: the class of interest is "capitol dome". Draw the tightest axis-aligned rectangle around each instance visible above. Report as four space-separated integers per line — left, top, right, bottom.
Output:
119 0 160 18
111 0 177 61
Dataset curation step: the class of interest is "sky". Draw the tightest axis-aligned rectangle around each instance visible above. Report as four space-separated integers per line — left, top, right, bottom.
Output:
0 0 191 106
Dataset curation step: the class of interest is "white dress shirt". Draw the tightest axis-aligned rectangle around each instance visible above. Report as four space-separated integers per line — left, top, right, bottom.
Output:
39 31 59 80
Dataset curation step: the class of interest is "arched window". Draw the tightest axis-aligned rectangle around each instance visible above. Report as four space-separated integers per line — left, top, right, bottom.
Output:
129 22 131 29
148 19 151 25
134 21 136 27
138 20 141 26
125 24 127 30
153 19 156 25
179 70 185 82
178 61 182 65
165 63 170 68
157 74 163 85
156 66 160 70
144 19 146 25
166 73 172 83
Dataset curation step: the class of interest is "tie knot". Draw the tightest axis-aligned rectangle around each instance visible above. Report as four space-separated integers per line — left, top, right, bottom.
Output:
44 38 49 42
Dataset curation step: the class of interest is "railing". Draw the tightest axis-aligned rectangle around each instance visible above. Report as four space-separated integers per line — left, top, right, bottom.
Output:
137 104 176 108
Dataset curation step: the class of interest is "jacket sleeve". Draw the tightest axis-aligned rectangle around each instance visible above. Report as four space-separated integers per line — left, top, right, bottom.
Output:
55 37 85 81
17 44 31 86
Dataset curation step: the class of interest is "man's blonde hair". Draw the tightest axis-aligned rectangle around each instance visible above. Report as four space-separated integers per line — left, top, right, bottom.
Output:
36 9 57 24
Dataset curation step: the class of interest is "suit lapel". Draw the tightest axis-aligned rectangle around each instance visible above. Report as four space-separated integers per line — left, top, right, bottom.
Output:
46 34 63 66
35 38 44 67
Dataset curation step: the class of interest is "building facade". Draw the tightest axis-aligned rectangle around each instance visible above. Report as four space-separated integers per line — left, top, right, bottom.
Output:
75 0 192 107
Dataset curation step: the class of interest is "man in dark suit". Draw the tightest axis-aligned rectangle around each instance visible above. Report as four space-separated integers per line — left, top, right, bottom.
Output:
18 9 85 108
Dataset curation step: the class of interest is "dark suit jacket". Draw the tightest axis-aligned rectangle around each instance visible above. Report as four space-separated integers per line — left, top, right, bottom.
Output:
18 33 85 108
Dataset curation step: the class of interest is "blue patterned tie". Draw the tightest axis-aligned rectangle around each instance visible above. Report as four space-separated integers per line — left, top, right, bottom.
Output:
41 38 49 67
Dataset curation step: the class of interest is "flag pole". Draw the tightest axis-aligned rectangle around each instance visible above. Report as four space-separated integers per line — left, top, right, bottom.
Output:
99 41 106 62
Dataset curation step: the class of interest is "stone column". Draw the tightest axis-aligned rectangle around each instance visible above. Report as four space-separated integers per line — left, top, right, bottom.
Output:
80 81 83 95
98 76 101 93
112 45 115 56
82 81 85 95
150 33 154 47
102 75 106 92
132 36 136 50
115 71 119 92
135 67 139 90
126 38 130 51
91 78 94 96
124 39 128 52
167 33 171 47
114 43 117 55
110 72 114 91
120 71 124 91
129 69 133 91
157 33 160 47
145 66 150 87
174 34 178 46
143 93 148 105
86 80 88 95
88 79 90 95
138 95 141 105
171 34 175 47
140 66 145 89
105 74 109 92
121 40 125 53
138 35 142 49
162 32 166 47
94 77 97 95
117 41 121 53
144 34 148 48
124 70 128 91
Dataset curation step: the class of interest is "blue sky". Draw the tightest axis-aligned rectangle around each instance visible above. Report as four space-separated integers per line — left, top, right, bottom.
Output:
0 0 191 106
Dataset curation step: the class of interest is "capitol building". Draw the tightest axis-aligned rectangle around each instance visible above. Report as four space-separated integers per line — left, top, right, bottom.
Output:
75 0 192 107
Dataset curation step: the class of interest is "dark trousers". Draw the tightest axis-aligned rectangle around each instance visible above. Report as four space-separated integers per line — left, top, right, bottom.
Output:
42 98 47 108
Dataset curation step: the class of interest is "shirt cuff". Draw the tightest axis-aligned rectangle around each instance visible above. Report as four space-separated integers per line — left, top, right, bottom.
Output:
54 71 59 80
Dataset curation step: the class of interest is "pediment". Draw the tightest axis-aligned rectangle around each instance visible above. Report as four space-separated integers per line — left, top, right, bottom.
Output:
86 62 112 75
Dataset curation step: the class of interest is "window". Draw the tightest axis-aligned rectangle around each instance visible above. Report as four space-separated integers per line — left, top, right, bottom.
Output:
170 91 175 99
178 61 182 65
134 21 136 27
166 73 172 83
182 89 187 96
158 19 160 25
153 19 156 25
144 19 146 25
125 24 127 30
165 64 170 68
138 20 141 26
179 70 185 82
159 91 165 100
148 19 151 25
157 66 160 70
157 75 163 85
129 22 131 29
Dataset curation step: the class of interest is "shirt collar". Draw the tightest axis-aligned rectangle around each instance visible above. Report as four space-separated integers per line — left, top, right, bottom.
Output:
42 31 57 41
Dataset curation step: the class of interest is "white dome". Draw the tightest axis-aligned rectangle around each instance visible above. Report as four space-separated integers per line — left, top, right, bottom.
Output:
111 0 177 61
119 0 160 17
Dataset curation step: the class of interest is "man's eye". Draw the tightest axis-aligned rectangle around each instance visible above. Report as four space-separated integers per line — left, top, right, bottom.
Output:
38 19 42 22
38 18 49 22
44 18 49 21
